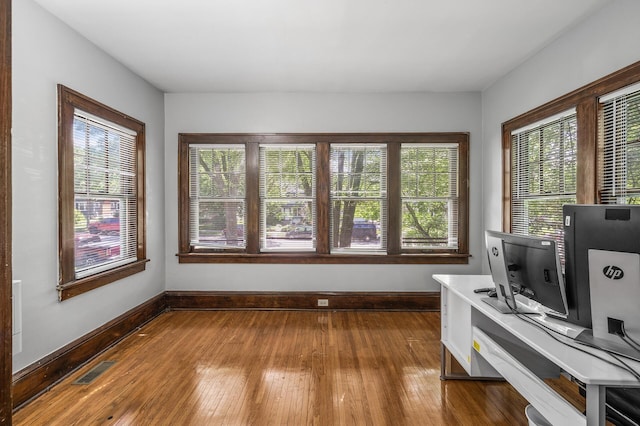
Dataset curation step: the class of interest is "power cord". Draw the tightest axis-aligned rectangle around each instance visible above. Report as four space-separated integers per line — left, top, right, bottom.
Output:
515 312 640 381
620 333 640 354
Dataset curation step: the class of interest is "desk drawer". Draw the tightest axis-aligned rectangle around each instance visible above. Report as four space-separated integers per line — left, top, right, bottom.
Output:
473 327 585 426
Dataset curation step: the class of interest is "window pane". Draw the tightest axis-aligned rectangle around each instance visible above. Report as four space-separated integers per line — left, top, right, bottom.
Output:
600 89 640 205
330 145 386 252
260 145 316 251
190 145 246 249
73 113 137 278
511 112 577 259
331 201 380 247
402 201 456 248
401 144 458 250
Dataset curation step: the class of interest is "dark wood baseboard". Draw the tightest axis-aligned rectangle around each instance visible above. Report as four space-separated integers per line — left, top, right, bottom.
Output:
165 291 440 311
12 293 166 409
12 290 439 410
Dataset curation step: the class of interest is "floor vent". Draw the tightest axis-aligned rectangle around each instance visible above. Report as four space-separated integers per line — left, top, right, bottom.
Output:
73 361 116 385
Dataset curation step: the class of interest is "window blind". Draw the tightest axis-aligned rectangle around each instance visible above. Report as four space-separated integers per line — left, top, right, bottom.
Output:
259 144 316 252
599 85 640 205
73 110 138 278
510 111 577 258
400 143 459 249
330 144 387 252
189 144 246 249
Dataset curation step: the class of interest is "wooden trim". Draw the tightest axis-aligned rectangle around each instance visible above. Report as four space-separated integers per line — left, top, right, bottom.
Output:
57 259 150 301
165 291 440 311
179 132 469 144
501 125 512 232
57 85 148 300
456 136 470 254
178 133 470 263
245 142 259 254
12 294 166 409
576 97 598 204
315 142 330 254
177 252 470 264
386 142 401 254
0 0 11 422
178 135 191 254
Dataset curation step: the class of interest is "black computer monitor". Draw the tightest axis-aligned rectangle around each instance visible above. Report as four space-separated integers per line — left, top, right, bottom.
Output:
486 231 568 317
563 204 640 328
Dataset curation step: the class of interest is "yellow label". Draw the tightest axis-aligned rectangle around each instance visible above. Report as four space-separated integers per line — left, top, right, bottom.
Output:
473 340 481 352
467 355 471 363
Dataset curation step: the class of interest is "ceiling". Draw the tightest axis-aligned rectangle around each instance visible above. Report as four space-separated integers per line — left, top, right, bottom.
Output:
34 0 610 93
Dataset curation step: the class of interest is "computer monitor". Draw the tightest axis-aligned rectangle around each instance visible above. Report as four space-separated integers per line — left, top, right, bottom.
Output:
563 204 640 328
484 230 518 314
563 204 640 360
484 230 568 318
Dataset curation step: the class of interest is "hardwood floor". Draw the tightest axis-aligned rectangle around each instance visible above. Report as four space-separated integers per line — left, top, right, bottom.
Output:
13 311 535 425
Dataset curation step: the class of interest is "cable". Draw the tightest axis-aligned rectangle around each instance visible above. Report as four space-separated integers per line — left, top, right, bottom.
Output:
514 313 640 381
622 333 640 353
607 352 640 382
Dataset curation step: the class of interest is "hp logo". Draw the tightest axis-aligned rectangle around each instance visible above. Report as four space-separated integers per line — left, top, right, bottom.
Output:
602 265 624 280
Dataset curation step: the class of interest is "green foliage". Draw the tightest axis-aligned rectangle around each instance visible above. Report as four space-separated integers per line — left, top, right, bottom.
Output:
74 209 87 231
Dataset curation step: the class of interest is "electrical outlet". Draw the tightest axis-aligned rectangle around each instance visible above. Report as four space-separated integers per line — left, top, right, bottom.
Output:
317 299 329 307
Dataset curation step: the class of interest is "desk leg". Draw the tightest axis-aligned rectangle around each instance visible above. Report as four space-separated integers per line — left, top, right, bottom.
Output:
585 384 605 426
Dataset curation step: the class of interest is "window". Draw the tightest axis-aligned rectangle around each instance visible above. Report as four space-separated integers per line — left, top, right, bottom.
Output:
330 144 386 253
178 133 469 264
261 144 316 252
509 111 577 249
599 83 640 205
189 144 246 250
502 60 640 245
401 144 460 250
58 85 147 301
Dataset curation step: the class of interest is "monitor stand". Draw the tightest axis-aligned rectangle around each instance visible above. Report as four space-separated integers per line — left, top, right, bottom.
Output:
482 296 587 339
481 297 537 315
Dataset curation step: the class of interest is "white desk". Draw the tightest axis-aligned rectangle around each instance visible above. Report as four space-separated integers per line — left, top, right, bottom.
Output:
435 274 640 426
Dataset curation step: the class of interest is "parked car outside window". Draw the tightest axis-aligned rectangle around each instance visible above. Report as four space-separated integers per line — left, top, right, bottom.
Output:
352 223 377 241
88 217 120 235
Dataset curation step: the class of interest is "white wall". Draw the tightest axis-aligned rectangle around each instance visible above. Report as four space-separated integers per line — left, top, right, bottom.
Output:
165 92 483 292
12 0 165 371
481 0 640 272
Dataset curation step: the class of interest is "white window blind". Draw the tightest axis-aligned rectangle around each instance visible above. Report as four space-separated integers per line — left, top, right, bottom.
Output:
599 85 640 205
189 144 246 249
511 111 577 257
401 143 459 250
259 144 316 252
73 110 138 278
330 144 387 253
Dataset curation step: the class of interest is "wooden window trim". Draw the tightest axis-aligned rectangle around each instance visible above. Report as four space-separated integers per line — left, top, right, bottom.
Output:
178 133 470 264
57 85 148 301
502 60 640 232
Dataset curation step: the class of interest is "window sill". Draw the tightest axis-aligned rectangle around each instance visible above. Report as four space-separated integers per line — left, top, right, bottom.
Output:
57 259 150 301
177 252 470 264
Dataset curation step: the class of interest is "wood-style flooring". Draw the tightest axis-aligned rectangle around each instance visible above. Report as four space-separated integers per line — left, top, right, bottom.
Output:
13 311 550 425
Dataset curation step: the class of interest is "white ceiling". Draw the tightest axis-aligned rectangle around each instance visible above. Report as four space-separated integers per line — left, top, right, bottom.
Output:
34 0 610 93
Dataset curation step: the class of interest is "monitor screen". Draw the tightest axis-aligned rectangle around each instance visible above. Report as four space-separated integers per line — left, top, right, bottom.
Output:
489 231 568 317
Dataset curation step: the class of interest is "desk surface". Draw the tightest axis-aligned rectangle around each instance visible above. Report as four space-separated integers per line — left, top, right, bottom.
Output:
434 274 640 386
